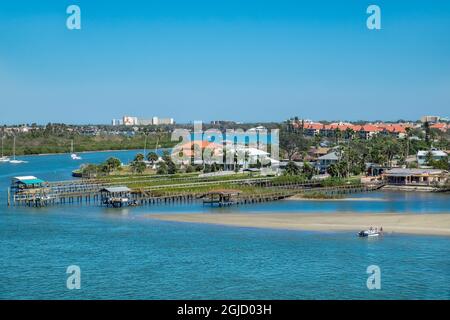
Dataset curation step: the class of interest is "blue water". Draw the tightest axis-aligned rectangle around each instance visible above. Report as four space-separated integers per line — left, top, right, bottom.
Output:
0 151 449 299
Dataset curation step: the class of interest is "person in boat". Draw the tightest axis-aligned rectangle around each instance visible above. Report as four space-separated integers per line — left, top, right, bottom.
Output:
380 227 383 232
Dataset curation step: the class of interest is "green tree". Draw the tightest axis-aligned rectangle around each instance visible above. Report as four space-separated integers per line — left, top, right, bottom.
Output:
167 160 178 174
429 158 449 170
105 157 121 173
280 131 309 160
130 160 146 174
81 164 98 178
285 161 300 175
425 150 434 166
134 153 144 162
162 150 171 163
147 151 159 164
301 161 315 179
157 162 168 174
327 163 340 177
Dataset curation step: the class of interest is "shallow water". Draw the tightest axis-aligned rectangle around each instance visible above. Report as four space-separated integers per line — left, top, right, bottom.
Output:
0 151 449 299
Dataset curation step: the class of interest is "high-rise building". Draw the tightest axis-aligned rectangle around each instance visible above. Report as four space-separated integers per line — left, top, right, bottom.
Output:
123 116 138 126
421 115 440 123
113 115 174 126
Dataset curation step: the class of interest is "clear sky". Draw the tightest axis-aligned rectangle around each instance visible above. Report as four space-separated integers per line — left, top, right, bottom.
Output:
0 0 449 124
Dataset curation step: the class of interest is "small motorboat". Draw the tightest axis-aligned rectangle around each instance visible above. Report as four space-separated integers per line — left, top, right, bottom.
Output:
71 153 82 160
358 229 381 237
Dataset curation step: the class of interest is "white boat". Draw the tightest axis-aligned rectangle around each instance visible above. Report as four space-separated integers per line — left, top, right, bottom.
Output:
0 137 10 162
9 136 28 164
70 140 82 160
358 229 381 237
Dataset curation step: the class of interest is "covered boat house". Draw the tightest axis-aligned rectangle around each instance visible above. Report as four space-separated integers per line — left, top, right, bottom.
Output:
100 186 132 207
11 176 47 192
202 189 241 206
382 168 448 186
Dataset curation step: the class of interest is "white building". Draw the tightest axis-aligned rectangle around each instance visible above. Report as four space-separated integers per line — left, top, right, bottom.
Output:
114 115 174 126
421 115 440 123
123 116 138 126
417 149 448 167
152 117 174 125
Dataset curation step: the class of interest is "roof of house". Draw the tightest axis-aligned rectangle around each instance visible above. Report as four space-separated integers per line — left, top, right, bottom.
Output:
417 150 448 157
359 125 383 132
304 123 324 130
384 168 447 176
174 140 223 157
317 152 340 161
430 123 447 131
309 147 330 155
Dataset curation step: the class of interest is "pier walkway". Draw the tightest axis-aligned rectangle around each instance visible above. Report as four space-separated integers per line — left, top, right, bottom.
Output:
8 175 384 207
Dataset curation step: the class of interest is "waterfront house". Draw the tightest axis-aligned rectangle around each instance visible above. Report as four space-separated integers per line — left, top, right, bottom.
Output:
417 149 448 167
382 168 448 186
316 152 340 173
171 140 224 165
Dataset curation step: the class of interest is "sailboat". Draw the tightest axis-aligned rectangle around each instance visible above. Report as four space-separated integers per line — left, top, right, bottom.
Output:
0 136 10 162
70 140 82 160
9 136 28 164
142 135 151 165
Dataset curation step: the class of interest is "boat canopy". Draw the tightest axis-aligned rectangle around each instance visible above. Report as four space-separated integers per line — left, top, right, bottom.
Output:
100 186 131 193
13 176 45 185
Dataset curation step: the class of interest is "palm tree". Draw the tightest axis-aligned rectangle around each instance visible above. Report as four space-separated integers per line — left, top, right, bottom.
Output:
134 153 144 162
345 128 355 141
105 157 121 173
334 128 342 144
147 151 159 164
130 160 146 174
423 121 431 145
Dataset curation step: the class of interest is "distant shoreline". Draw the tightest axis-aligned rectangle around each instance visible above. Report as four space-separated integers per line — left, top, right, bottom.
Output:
11 148 170 158
147 212 450 236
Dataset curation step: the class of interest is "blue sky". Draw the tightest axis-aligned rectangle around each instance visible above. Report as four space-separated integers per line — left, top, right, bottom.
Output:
0 0 449 124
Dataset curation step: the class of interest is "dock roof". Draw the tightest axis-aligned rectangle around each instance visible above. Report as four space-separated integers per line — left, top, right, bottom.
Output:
13 176 45 185
100 186 131 193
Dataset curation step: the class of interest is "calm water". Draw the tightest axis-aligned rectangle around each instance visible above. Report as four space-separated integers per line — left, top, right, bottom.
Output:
0 151 449 299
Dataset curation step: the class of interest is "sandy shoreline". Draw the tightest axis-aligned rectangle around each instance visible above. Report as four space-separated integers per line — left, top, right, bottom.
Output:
147 212 450 236
285 196 386 201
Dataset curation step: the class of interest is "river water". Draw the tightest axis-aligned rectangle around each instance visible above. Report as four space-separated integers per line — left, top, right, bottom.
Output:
0 151 449 299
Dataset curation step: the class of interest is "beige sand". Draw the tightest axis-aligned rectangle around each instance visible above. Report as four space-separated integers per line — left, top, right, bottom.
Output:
285 196 387 201
147 212 450 236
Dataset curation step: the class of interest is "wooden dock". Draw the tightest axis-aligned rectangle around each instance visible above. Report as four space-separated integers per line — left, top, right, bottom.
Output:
8 174 384 208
